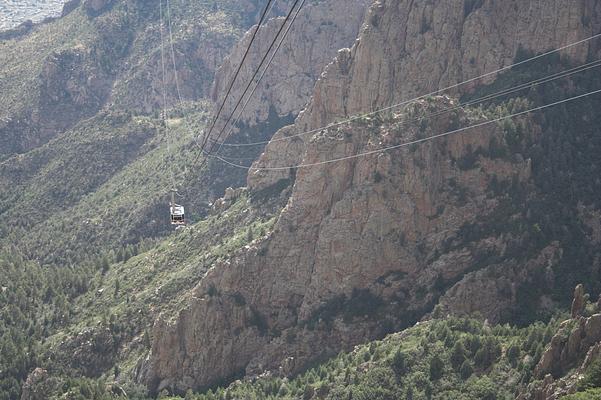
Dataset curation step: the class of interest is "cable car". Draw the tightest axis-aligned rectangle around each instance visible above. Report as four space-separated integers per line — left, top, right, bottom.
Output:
170 203 185 225
170 190 186 226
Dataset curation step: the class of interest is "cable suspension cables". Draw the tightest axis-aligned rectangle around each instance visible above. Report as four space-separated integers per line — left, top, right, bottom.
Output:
199 0 307 167
194 0 277 160
209 88 601 171
207 0 308 162
163 0 278 176
165 0 279 122
159 0 187 225
213 32 601 149
158 0 175 185
209 57 601 161
192 0 306 172
164 0 208 165
165 0 186 124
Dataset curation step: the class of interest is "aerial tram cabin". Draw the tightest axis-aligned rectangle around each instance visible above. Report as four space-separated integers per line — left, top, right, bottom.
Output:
170 203 185 225
169 190 186 226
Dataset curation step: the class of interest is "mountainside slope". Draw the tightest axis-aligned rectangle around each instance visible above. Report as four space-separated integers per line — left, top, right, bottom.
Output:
0 1 375 398
0 0 246 268
0 0 66 30
144 0 601 395
0 0 370 269
3 0 601 399
0 0 265 160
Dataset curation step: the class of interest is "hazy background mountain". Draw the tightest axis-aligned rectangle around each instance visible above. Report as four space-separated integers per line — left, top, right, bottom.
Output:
0 0 67 30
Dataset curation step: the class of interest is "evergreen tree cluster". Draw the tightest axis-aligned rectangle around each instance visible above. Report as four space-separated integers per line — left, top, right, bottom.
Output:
166 317 563 400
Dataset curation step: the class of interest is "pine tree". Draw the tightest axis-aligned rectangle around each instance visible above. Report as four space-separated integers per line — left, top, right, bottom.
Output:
100 255 110 275
425 384 433 400
392 349 407 375
406 385 414 400
507 343 521 367
450 340 467 370
429 354 444 380
460 360 474 379
143 329 151 348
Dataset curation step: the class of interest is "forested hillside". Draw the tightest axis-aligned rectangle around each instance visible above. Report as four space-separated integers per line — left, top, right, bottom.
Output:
0 0 281 397
1 0 601 399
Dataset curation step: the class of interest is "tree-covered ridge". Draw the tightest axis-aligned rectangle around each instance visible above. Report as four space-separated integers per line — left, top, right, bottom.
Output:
459 52 601 318
0 189 284 399
187 316 558 400
14 315 564 400
14 306 601 400
0 2 283 396
0 249 93 399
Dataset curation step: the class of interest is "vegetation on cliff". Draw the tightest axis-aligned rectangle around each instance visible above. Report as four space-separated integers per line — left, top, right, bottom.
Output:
178 316 563 400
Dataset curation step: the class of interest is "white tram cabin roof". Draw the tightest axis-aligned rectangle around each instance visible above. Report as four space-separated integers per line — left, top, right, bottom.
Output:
170 205 185 215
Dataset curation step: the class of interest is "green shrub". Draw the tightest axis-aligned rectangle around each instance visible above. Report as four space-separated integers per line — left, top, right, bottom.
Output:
562 388 601 400
579 359 601 390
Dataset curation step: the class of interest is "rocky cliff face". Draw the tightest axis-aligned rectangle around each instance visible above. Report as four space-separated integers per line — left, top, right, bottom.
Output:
517 285 601 400
198 0 370 239
250 0 600 190
146 98 540 394
305 0 598 125
143 0 601 394
210 0 369 133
